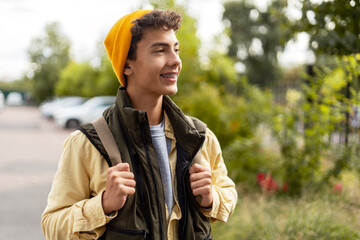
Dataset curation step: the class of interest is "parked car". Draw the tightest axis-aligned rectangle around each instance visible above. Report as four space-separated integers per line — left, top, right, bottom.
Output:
39 96 87 119
6 92 23 106
0 91 4 110
53 96 116 128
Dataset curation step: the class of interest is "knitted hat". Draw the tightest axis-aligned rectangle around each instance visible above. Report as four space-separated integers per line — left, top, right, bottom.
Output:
104 9 152 87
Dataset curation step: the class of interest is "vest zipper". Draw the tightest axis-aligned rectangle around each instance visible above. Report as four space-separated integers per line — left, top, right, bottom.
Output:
140 122 164 240
116 112 153 235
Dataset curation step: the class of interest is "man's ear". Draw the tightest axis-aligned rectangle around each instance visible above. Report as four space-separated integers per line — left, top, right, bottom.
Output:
123 60 133 76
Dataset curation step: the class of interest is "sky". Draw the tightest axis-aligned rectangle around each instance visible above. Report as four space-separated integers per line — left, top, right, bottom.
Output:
0 0 309 81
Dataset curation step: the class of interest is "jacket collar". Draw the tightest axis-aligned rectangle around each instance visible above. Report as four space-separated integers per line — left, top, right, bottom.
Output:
114 87 204 157
115 87 147 125
163 96 204 157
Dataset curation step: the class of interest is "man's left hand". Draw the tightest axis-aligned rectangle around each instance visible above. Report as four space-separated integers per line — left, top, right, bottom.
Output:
189 163 213 207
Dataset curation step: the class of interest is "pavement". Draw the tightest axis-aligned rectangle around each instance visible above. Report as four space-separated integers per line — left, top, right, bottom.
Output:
0 106 72 240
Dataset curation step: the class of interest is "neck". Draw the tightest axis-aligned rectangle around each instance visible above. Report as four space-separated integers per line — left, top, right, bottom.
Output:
126 90 164 126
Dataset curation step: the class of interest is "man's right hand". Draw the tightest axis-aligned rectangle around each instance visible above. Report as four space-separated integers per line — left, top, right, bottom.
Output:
102 163 136 215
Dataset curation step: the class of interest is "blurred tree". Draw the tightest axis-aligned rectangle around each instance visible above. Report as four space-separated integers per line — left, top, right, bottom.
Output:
272 54 360 195
296 0 360 55
294 0 360 147
177 79 272 147
28 22 71 104
176 11 203 94
95 44 119 96
56 39 118 97
223 0 292 87
56 61 98 97
0 77 31 93
176 78 277 187
0 76 32 103
203 52 238 95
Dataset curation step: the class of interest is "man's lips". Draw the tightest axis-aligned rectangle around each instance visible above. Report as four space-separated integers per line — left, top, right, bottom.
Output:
160 73 178 78
160 72 178 81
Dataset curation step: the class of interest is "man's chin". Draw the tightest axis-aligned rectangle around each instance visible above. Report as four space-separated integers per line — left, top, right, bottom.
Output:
164 87 178 96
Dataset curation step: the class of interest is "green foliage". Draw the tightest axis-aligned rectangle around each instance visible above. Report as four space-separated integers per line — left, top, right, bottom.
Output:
212 192 360 239
177 79 272 147
56 44 119 98
56 61 99 97
27 22 71 103
295 0 360 55
202 52 238 94
176 12 203 93
96 51 119 96
223 0 292 87
272 55 360 195
223 138 282 189
176 76 277 187
0 76 31 93
222 80 279 186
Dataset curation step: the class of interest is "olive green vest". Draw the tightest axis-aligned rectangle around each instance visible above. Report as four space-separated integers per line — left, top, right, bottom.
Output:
80 87 212 240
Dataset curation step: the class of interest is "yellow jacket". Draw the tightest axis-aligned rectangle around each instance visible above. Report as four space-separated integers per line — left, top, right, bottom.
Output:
41 113 237 240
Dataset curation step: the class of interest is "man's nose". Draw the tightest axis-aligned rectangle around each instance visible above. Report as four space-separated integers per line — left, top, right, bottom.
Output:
168 51 181 67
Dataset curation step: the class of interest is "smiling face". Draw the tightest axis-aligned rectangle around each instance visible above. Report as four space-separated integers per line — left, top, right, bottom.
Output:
124 27 182 100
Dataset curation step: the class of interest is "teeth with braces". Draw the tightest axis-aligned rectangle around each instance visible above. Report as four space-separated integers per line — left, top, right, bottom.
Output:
161 74 176 78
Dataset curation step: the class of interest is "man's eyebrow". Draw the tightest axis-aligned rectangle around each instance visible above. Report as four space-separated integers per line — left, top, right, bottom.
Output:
150 42 179 48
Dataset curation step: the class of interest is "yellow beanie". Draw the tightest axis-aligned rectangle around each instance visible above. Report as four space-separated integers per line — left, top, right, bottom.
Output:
104 9 152 87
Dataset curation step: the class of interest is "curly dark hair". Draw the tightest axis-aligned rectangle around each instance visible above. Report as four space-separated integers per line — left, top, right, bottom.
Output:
127 10 182 60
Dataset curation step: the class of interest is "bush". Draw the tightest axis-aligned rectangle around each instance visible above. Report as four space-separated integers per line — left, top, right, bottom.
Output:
223 136 283 191
272 55 360 195
212 191 360 239
176 79 278 189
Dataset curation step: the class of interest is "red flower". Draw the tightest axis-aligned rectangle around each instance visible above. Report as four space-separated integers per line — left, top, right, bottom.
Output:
332 182 343 193
257 172 278 193
257 172 266 183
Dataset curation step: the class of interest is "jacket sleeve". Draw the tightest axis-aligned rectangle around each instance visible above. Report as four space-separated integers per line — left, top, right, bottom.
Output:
41 131 117 240
199 128 238 223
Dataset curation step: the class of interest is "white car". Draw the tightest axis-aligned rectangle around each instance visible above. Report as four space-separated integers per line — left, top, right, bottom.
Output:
0 91 5 110
6 92 23 106
39 96 87 119
54 96 116 128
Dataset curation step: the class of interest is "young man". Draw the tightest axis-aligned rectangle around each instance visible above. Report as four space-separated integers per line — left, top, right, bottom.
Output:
41 9 237 240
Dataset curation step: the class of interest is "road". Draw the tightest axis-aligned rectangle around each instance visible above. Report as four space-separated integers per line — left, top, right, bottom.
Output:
0 106 73 240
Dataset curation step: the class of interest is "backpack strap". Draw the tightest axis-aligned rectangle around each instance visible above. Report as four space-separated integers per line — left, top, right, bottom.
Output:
185 115 207 165
185 115 207 135
92 116 122 166
185 115 208 204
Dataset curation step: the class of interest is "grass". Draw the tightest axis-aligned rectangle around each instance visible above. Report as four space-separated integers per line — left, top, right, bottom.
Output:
211 190 360 240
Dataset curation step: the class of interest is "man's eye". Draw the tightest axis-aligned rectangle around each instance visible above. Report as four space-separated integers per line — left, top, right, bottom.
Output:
155 49 165 53
175 49 181 54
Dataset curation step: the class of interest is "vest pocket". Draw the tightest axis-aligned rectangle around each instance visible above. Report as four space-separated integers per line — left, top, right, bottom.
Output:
106 225 149 239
